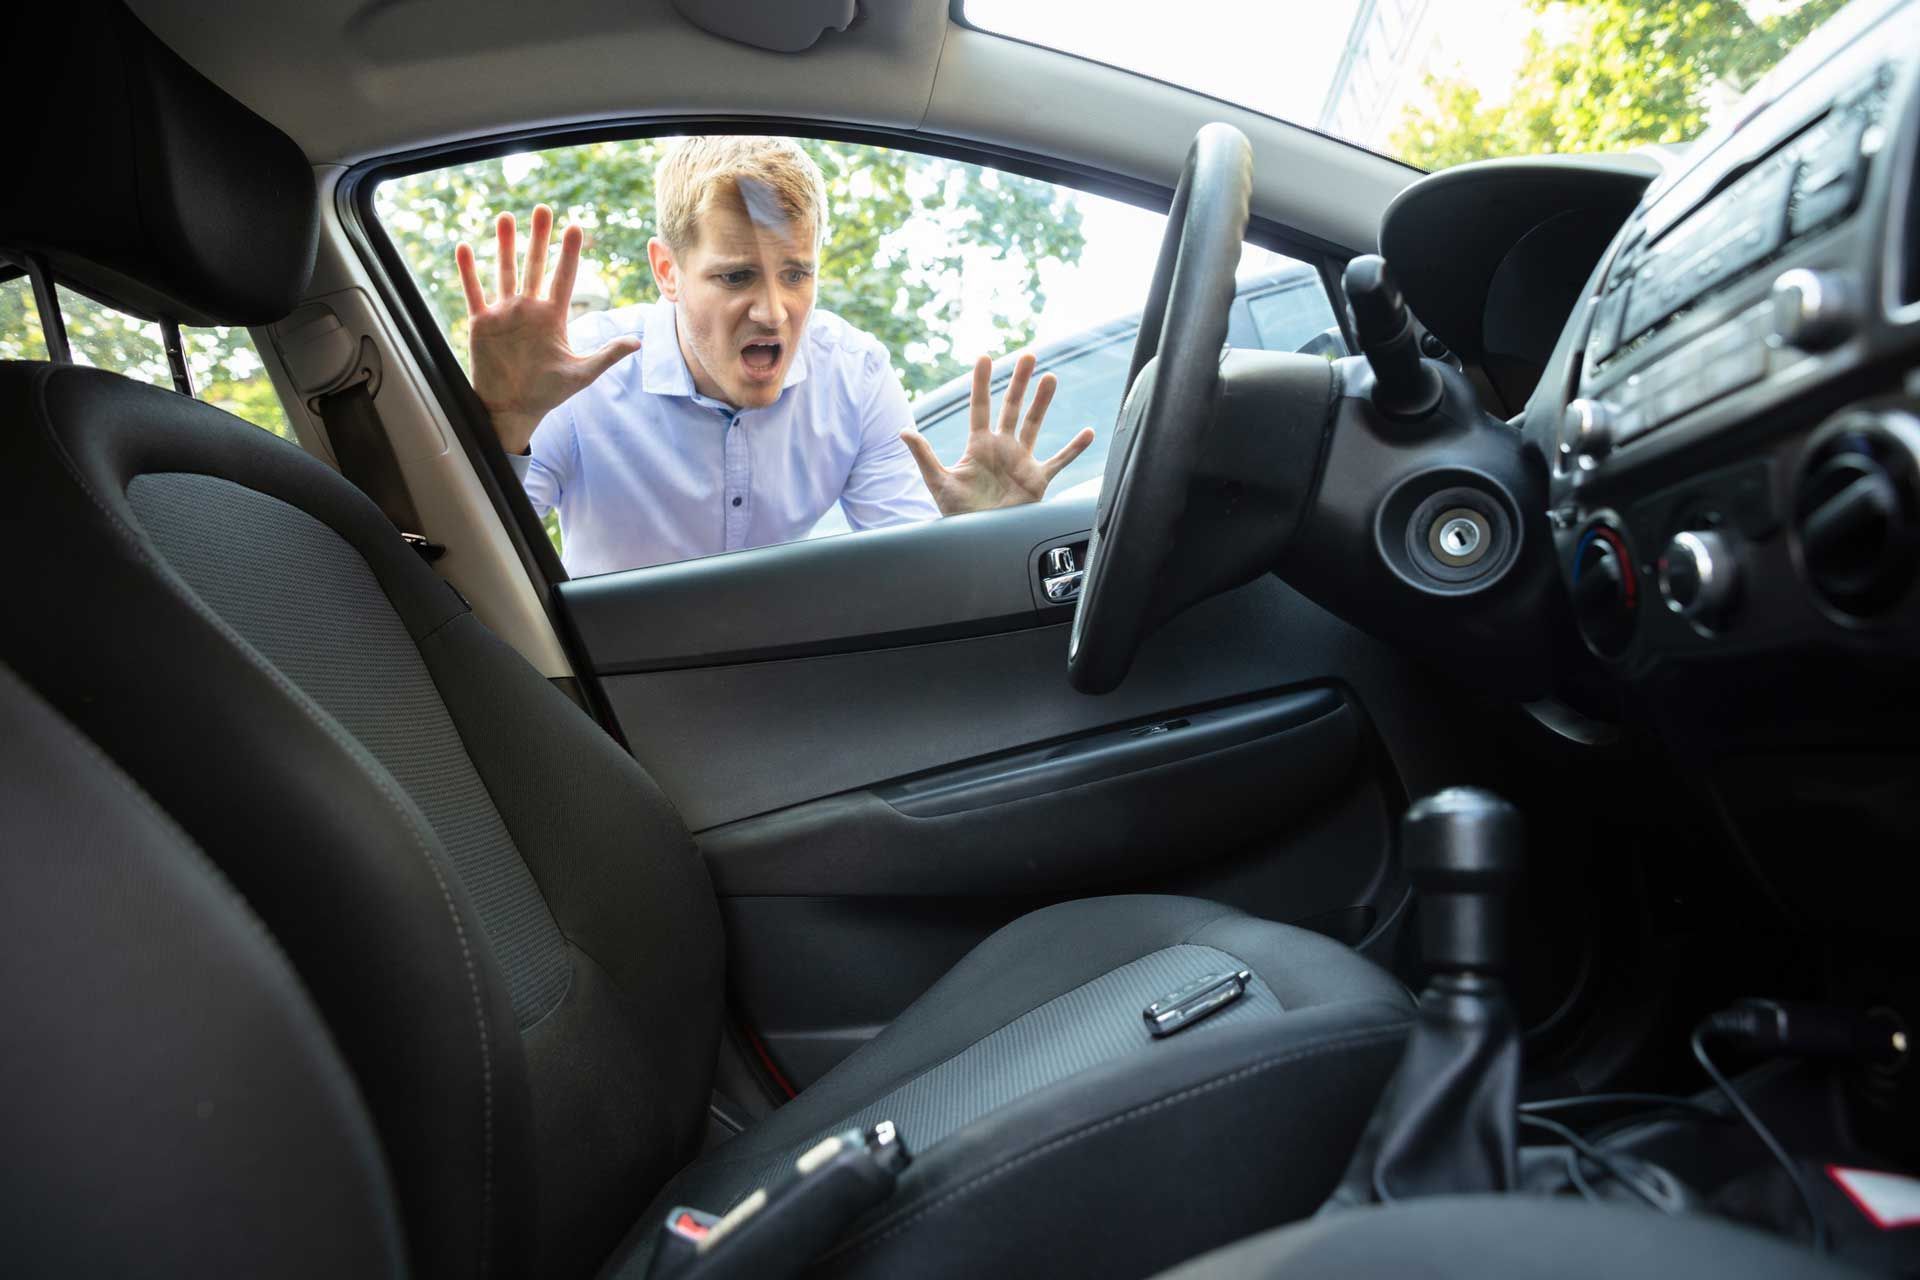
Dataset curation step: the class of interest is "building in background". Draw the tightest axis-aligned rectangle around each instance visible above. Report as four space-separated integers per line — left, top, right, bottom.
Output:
1316 0 1437 151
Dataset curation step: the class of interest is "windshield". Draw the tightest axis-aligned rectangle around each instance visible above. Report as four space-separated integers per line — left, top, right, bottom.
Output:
963 0 1853 170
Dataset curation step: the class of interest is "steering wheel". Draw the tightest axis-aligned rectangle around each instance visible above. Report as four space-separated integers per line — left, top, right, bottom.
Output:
1068 123 1253 693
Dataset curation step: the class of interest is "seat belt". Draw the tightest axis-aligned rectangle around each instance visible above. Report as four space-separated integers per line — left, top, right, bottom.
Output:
314 378 446 563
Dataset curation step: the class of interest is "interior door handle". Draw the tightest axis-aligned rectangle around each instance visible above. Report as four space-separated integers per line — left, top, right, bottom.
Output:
1042 545 1084 603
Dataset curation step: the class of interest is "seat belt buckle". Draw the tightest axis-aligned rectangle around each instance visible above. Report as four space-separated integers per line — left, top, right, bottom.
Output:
645 1121 911 1280
399 531 446 563
1144 969 1253 1038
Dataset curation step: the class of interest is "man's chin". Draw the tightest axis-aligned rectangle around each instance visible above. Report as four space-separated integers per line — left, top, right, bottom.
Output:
726 369 788 409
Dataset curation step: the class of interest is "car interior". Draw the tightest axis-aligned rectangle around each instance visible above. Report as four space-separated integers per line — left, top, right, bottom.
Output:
4 0 1919 1276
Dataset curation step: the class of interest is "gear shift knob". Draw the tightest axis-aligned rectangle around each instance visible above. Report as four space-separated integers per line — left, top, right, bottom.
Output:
1326 787 1526 1208
1402 787 1524 975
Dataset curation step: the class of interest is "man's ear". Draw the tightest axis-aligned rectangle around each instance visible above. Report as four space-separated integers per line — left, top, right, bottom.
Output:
647 236 680 302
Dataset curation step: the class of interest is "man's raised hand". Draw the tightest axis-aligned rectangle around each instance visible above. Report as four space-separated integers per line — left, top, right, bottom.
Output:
454 205 639 455
900 353 1095 517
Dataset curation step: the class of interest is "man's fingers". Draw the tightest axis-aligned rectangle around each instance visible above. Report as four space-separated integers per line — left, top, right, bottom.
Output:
900 428 948 494
1018 372 1057 449
523 205 553 299
998 352 1035 436
577 336 641 385
455 243 488 315
495 212 518 300
551 225 585 316
1040 427 1096 483
967 355 993 438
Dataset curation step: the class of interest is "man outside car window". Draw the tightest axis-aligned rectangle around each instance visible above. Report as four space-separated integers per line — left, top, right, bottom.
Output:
455 136 1093 575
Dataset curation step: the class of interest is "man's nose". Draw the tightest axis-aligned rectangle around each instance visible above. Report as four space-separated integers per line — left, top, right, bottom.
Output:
747 279 787 329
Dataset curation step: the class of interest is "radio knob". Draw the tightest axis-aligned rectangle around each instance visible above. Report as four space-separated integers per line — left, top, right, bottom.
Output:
1559 398 1620 465
1770 269 1860 352
1658 530 1740 629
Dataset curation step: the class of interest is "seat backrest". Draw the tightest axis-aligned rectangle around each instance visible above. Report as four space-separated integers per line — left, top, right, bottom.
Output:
2 6 727 1276
0 660 406 1277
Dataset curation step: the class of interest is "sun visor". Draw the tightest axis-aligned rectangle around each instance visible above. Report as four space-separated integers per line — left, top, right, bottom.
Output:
670 0 859 53
4 2 317 327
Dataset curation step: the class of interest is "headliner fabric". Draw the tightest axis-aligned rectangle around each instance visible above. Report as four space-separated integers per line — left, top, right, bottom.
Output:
739 943 1283 1198
127 470 571 1029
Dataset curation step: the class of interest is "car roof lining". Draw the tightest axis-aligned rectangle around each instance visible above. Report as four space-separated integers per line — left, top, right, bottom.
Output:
124 0 1415 253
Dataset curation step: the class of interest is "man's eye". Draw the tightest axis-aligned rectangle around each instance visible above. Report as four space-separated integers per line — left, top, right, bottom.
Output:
718 271 753 287
783 269 814 286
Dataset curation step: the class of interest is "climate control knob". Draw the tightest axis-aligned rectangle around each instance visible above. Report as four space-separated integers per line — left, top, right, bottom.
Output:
1572 524 1637 657
1659 530 1740 629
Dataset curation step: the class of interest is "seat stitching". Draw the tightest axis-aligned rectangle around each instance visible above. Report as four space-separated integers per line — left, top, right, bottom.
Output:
28 370 497 1276
801 903 1249 1128
823 1025 1406 1264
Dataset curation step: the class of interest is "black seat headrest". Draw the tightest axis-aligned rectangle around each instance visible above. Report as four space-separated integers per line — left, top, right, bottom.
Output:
6 2 317 326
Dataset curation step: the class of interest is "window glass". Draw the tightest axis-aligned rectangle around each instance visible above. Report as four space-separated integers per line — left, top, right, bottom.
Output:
1 279 291 439
58 285 171 387
185 326 295 442
375 136 1334 574
962 0 1851 173
0 275 51 361
1247 283 1342 354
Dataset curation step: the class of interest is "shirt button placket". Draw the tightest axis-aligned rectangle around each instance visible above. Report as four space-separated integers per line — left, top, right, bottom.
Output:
723 412 749 550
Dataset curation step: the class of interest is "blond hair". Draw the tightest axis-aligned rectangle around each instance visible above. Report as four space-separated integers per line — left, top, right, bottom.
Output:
654 136 828 251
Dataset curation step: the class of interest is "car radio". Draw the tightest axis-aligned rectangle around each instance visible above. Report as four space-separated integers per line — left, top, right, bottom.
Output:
1560 63 1898 467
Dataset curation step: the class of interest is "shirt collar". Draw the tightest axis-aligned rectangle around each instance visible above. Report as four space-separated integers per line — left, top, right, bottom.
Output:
640 297 811 406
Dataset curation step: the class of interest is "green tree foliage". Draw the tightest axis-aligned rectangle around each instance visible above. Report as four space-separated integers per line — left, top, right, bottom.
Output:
376 138 1087 397
1391 0 1850 171
0 277 292 439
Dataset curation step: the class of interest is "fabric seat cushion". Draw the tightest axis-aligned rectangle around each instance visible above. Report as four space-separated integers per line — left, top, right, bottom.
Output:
0 661 404 1277
611 895 1414 1279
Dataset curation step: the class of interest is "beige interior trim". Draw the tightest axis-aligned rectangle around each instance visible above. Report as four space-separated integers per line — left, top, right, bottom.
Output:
267 165 575 678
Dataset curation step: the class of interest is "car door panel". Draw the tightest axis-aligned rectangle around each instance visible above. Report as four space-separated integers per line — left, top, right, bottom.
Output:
554 499 1443 1089
698 685 1360 897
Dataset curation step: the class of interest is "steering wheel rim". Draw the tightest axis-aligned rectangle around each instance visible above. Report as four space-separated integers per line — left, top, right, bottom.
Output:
1068 123 1253 693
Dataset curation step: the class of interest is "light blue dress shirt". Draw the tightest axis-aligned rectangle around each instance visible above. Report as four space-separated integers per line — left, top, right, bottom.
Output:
511 298 938 576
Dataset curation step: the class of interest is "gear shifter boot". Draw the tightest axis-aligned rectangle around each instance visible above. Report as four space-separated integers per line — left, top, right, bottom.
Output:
1327 787 1524 1207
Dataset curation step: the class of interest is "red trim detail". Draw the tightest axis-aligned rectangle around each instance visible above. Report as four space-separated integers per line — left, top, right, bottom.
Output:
1828 1165 1920 1230
1598 526 1637 608
740 1021 798 1100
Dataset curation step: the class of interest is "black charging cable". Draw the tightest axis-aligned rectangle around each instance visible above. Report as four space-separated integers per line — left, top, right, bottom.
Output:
1520 1111 1673 1211
1690 1022 1824 1252
1688 999 1906 1255
1520 1092 1729 1122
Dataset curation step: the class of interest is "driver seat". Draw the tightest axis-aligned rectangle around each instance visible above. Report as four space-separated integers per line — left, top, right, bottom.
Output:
0 7 1414 1278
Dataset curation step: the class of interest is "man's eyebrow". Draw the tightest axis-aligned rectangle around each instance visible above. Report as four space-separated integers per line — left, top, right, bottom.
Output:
706 255 815 272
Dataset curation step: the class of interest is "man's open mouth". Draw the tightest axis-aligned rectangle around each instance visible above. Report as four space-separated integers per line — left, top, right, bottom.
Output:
740 340 783 376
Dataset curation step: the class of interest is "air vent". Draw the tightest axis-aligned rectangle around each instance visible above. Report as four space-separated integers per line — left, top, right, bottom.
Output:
1793 413 1920 617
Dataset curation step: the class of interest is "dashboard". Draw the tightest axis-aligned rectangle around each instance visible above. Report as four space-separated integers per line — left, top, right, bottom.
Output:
1351 0 1920 924
1514 0 1920 702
